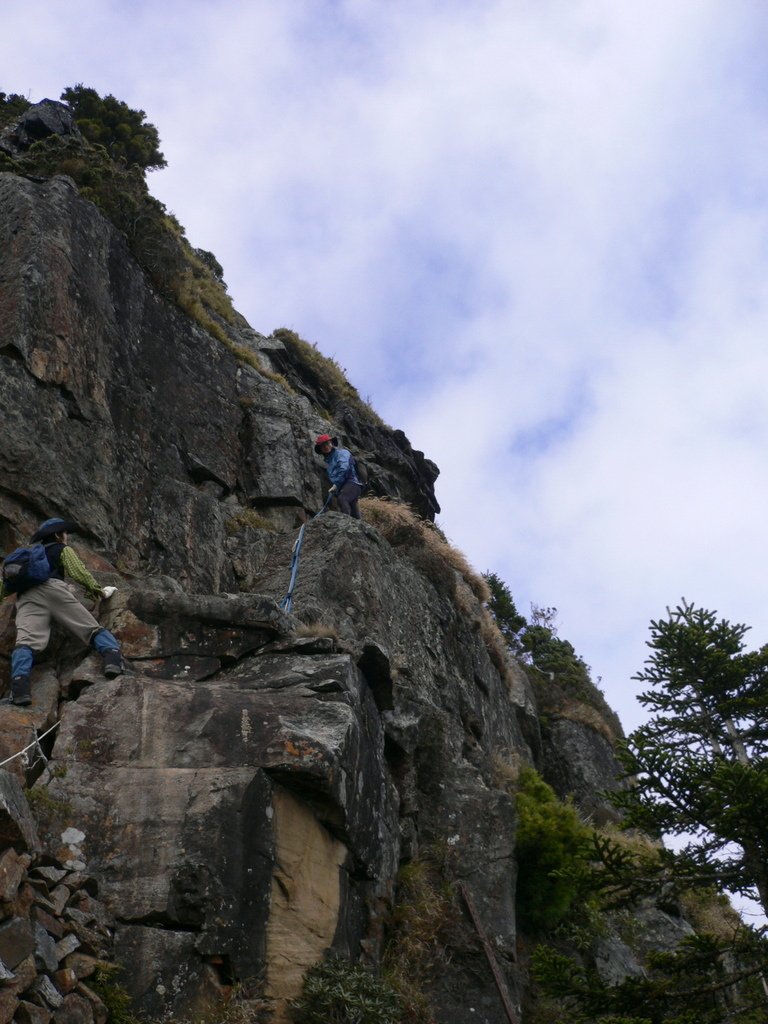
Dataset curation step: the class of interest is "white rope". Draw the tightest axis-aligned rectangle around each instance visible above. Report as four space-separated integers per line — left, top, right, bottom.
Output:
0 720 60 769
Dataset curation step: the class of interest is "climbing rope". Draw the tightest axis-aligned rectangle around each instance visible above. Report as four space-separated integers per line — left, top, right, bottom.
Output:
280 493 334 613
0 719 60 773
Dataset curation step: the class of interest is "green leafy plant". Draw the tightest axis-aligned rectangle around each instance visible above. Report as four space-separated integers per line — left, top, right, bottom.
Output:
484 572 527 653
25 785 72 820
515 767 594 933
90 965 143 1024
292 956 404 1024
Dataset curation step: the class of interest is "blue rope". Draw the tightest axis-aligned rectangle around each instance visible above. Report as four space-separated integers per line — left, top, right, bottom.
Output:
280 492 334 612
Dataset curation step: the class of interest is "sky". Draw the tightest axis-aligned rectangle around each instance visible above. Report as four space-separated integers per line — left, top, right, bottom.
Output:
4 0 768 740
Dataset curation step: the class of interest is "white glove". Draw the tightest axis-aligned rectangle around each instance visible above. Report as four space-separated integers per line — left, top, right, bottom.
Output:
101 586 118 599
329 485 338 494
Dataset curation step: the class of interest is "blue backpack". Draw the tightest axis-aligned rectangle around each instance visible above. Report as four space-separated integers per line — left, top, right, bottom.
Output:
1 544 52 593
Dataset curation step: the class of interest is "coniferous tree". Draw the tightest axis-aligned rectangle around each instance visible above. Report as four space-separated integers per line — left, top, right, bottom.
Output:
484 571 527 652
616 600 768 914
532 600 768 1022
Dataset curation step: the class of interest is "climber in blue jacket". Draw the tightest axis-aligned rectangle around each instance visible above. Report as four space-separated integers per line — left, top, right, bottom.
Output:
314 434 363 519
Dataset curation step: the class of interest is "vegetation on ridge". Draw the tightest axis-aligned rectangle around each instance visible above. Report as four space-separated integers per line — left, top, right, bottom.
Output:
484 571 623 742
61 84 166 170
0 91 30 129
524 600 768 1024
0 87 245 359
0 89 385 409
273 327 387 427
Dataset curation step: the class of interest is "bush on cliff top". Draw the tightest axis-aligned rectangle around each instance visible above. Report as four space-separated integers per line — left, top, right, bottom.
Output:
0 91 31 129
61 83 166 170
484 572 623 743
0 87 280 377
0 89 372 403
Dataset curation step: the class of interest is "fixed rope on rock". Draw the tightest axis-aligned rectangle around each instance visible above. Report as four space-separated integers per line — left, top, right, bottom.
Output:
280 492 334 613
0 719 60 772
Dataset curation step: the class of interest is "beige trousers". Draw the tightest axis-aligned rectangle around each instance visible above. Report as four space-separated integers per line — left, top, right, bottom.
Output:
15 579 101 652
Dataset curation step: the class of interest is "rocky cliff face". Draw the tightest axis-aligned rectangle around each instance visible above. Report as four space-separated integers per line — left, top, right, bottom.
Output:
0 106 674 1024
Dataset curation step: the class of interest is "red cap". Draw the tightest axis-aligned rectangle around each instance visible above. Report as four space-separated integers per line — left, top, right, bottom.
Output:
314 433 338 453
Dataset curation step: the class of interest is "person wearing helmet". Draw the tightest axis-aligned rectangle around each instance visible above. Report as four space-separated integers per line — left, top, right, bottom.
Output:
1 517 125 706
314 434 364 520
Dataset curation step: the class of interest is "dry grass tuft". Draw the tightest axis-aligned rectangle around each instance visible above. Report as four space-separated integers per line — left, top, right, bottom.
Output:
595 823 662 859
295 621 340 641
492 750 524 791
383 859 457 1022
479 606 515 683
678 888 743 940
225 509 276 536
360 498 488 601
556 700 620 746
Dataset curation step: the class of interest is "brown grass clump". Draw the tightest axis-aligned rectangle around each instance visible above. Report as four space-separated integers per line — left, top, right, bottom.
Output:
174 244 236 328
225 509 276 535
479 606 515 684
556 699 620 746
360 498 488 602
492 750 523 790
295 621 340 642
220 339 294 392
595 823 662 859
678 888 743 941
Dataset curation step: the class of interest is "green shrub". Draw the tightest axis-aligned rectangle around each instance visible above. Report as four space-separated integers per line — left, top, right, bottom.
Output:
0 87 269 376
0 91 31 129
484 575 623 740
61 84 166 170
532 929 768 1024
515 767 594 933
292 956 404 1024
90 965 143 1024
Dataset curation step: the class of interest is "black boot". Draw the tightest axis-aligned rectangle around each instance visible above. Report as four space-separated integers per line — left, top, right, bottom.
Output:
102 649 125 678
11 675 31 706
